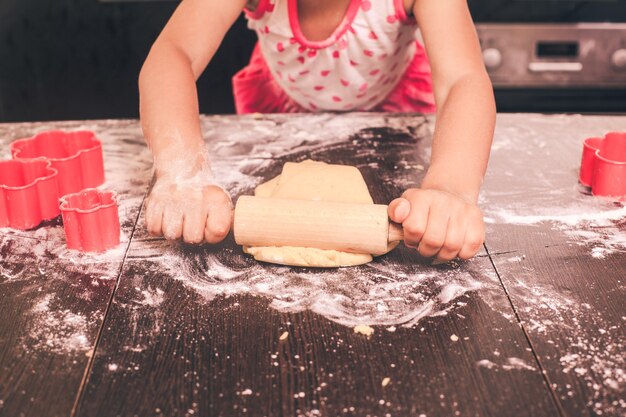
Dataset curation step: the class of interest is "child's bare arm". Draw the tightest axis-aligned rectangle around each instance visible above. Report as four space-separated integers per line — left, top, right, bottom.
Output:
139 0 247 243
389 0 496 261
413 0 495 200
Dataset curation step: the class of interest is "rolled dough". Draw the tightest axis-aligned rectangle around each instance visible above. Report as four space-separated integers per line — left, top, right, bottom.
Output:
242 160 378 267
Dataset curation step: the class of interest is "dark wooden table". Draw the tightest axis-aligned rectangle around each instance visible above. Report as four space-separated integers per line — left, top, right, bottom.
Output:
1 113 624 417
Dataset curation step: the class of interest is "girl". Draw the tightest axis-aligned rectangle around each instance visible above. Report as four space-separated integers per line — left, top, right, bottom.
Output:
139 0 496 262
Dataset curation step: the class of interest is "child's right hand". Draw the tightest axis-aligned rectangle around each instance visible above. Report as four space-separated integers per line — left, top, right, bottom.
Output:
145 178 233 244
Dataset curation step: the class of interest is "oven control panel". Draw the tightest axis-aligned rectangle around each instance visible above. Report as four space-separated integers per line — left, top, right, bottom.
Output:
476 24 626 88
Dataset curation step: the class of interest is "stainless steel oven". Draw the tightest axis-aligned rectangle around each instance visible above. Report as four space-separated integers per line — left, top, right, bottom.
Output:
468 1 626 113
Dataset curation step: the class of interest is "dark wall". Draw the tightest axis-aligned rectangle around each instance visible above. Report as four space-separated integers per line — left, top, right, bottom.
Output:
467 0 626 23
0 0 257 123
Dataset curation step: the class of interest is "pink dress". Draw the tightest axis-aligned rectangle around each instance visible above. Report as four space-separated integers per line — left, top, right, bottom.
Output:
233 0 436 114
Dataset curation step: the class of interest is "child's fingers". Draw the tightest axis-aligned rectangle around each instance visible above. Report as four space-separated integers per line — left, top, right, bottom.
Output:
145 197 164 237
417 206 450 258
401 194 430 248
387 198 411 223
162 205 184 240
436 211 467 262
458 208 485 259
458 228 483 259
204 209 231 244
204 189 233 244
182 203 206 244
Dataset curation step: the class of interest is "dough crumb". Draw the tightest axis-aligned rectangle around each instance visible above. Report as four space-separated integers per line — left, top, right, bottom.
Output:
450 334 459 342
279 331 289 341
241 388 253 395
382 377 391 387
354 324 375 336
386 326 397 332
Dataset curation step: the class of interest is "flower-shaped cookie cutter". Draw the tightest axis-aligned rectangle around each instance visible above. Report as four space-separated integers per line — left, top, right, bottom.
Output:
0 159 60 230
11 130 105 197
59 188 120 252
579 132 626 200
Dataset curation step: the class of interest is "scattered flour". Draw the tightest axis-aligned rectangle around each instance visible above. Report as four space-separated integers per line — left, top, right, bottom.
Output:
476 359 498 370
502 357 536 371
485 203 626 227
27 294 92 353
485 200 626 260
142 246 494 328
476 357 537 371
476 358 537 371
497 265 625 415
479 116 626 415
480 195 625 414
139 287 165 307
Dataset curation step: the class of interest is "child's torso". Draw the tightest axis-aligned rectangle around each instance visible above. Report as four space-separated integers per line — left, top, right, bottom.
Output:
245 0 420 111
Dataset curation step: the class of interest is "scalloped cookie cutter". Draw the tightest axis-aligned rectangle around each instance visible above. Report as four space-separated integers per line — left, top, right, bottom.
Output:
11 130 105 197
59 188 120 252
579 132 626 200
0 159 60 230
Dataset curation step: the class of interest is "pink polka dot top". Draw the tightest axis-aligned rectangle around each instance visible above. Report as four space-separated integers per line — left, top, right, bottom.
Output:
244 0 420 112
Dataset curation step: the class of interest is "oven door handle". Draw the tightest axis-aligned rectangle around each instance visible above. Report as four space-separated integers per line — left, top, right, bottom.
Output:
528 62 583 72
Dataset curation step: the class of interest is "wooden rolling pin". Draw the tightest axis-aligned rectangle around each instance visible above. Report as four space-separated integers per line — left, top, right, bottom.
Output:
234 196 404 255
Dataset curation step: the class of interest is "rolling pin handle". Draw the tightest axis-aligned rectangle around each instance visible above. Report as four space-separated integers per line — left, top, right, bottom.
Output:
388 222 404 243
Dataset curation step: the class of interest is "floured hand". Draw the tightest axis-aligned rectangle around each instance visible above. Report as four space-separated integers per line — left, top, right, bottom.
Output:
145 179 232 244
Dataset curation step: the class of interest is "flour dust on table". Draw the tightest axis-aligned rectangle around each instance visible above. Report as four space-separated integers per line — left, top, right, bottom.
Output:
141 245 494 328
483 114 626 260
127 114 503 328
491 255 626 416
482 114 626 416
0 119 153 356
1 217 128 355
484 198 626 260
27 294 93 353
204 113 432 198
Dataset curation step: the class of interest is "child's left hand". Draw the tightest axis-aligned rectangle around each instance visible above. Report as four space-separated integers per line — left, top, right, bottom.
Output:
387 188 485 262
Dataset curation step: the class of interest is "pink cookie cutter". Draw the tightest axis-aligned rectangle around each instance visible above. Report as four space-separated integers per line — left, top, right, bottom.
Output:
59 188 120 252
11 130 105 197
0 159 60 230
579 132 626 200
